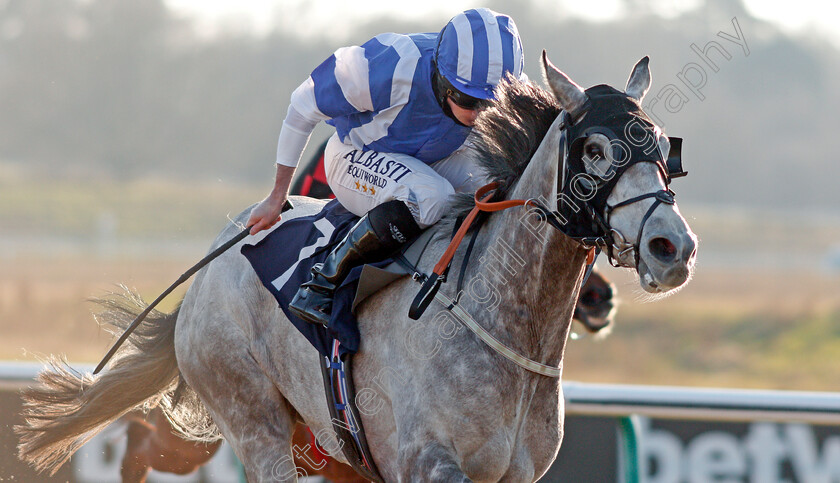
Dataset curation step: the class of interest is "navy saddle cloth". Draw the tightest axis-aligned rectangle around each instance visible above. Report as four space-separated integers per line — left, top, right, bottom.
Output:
241 200 397 358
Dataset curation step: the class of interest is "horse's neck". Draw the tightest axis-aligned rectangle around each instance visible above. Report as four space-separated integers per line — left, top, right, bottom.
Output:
469 117 586 369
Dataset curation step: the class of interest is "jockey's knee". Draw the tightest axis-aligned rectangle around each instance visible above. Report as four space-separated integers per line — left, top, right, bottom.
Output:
404 179 455 229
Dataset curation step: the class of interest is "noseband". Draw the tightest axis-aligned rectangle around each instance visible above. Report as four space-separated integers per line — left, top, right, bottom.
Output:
602 189 675 267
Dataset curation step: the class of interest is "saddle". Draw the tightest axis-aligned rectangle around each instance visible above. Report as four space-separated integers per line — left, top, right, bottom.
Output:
241 199 434 358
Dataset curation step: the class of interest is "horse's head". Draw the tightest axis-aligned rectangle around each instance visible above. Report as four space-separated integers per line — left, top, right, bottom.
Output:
542 52 697 294
574 266 617 335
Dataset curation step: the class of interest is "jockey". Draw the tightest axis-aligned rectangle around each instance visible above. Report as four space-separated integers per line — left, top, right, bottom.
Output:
246 8 525 327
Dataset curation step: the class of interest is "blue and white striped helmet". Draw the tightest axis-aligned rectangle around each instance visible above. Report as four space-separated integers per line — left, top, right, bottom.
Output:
435 8 524 100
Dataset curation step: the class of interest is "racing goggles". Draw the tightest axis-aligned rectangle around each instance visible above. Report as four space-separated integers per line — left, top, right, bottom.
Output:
446 88 485 110
434 69 487 110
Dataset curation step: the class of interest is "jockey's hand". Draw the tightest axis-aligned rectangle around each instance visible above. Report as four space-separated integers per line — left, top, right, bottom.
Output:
247 164 296 235
247 194 288 235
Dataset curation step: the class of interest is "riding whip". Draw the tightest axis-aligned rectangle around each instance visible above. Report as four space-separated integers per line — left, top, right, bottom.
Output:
93 201 293 375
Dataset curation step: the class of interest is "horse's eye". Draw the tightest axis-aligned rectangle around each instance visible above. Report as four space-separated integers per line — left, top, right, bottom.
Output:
585 144 603 159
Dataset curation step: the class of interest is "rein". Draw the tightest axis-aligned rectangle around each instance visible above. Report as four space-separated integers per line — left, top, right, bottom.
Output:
409 182 596 320
437 182 595 278
406 182 596 379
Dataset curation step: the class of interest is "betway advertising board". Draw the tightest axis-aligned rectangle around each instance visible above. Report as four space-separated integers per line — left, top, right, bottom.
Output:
546 416 840 482
3 386 840 482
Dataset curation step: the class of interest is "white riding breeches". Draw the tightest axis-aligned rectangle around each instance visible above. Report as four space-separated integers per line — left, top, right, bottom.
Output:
322 133 489 228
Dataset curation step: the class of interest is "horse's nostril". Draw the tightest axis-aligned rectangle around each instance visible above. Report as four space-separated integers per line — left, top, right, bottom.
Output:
649 237 677 262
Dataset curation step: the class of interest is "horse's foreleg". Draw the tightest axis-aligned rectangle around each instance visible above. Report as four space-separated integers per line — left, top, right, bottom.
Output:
399 442 472 483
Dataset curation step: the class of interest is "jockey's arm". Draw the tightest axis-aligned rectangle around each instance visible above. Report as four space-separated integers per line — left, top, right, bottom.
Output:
249 42 384 235
274 43 378 168
247 72 341 235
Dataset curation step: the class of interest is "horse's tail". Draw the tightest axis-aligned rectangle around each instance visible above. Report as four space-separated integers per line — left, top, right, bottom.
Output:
16 289 181 475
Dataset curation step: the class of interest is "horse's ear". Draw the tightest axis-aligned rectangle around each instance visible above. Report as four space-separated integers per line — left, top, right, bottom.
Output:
625 56 651 102
541 50 587 115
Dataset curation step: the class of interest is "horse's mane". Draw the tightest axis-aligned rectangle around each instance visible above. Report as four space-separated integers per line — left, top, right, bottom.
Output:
442 76 561 225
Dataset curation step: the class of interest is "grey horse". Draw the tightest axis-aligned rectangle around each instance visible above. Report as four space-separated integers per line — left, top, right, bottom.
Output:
18 52 697 482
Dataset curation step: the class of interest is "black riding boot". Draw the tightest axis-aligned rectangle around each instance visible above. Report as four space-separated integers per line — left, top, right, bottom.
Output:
289 200 422 327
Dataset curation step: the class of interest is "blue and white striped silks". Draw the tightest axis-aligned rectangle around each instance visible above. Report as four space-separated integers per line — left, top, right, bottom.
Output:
288 9 523 166
294 31 470 164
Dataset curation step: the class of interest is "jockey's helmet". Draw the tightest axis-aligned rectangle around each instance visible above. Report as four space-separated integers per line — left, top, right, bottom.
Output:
433 8 524 110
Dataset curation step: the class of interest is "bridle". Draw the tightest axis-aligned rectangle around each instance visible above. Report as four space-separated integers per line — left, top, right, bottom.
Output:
407 85 688 377
412 85 689 315
600 187 676 268
533 85 688 268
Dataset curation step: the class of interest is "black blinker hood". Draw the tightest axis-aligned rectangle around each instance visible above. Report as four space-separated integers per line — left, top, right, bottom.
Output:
555 84 676 240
